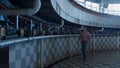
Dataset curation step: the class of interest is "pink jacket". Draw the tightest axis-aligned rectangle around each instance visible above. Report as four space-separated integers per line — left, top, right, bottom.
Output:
80 30 90 42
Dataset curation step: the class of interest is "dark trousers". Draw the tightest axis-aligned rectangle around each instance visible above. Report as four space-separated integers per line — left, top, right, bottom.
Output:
81 41 88 61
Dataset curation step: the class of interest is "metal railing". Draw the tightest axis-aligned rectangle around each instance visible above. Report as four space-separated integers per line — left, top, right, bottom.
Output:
1 34 120 68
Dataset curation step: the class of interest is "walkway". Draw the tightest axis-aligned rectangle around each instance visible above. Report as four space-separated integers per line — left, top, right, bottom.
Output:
50 51 120 68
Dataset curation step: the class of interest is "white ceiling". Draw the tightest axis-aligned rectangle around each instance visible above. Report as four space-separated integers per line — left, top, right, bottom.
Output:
87 0 120 4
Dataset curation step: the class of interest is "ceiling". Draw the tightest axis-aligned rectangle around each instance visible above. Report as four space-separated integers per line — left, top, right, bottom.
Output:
8 0 34 8
0 0 81 29
87 0 120 4
1 0 120 29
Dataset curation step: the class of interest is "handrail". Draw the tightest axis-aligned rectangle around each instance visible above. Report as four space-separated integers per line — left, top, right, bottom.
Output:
0 34 118 48
0 35 78 48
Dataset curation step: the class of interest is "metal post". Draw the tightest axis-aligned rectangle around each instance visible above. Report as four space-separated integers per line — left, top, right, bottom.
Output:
16 15 19 29
93 31 96 66
118 32 120 50
61 19 64 34
93 31 96 52
30 19 33 36
40 23 42 32
117 31 120 51
61 19 64 27
40 39 43 68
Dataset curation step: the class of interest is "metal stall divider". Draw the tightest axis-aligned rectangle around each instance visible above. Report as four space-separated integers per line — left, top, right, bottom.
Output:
40 39 43 68
117 31 120 52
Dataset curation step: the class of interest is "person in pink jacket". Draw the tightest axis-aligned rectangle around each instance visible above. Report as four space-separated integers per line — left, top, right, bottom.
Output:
79 26 91 62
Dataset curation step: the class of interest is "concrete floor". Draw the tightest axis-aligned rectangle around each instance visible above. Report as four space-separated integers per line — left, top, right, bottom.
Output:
50 51 120 68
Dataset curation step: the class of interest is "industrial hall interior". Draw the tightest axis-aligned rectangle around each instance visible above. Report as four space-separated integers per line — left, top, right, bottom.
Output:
1 0 120 68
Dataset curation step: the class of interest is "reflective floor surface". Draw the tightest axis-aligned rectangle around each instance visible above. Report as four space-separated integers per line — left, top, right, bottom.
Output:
50 51 120 68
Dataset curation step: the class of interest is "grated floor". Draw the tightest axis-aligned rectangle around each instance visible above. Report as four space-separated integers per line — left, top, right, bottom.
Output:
50 51 120 68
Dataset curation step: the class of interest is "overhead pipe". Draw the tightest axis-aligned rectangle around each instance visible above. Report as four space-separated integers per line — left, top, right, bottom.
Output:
60 19 64 27
48 19 65 31
97 27 104 32
0 0 41 15
74 25 83 31
80 25 83 30
31 16 71 34
56 19 64 32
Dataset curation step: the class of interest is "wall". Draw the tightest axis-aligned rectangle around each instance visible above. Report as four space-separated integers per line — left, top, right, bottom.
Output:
0 34 120 68
9 39 37 68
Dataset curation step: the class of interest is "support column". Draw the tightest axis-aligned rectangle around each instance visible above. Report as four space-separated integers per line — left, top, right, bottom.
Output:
61 19 64 27
16 15 19 29
30 19 33 36
99 0 109 13
40 23 42 32
61 19 64 34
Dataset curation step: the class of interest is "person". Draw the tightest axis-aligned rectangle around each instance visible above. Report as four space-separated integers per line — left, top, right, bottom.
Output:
33 28 37 36
0 25 6 40
79 26 91 62
20 27 24 37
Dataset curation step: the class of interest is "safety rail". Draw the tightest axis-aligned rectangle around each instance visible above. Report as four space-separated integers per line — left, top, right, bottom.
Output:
0 34 120 68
